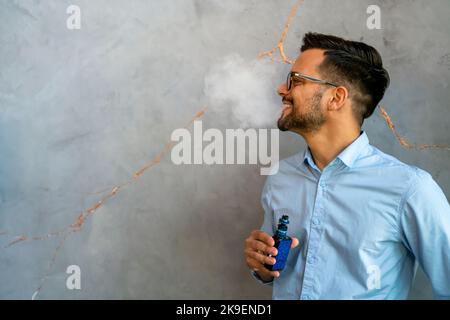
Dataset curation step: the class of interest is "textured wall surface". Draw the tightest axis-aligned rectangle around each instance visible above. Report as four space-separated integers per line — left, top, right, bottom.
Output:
0 0 449 299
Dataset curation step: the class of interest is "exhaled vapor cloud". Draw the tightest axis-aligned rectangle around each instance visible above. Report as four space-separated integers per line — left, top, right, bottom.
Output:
204 54 282 128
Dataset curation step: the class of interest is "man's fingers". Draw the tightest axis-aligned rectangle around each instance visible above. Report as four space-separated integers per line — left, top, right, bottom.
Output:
245 249 276 265
246 238 277 256
246 257 280 278
251 230 275 247
246 257 263 271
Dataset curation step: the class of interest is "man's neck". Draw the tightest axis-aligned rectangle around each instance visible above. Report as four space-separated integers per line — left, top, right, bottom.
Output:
294 124 361 171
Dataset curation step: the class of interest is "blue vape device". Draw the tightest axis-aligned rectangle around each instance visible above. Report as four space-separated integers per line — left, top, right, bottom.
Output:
264 215 292 272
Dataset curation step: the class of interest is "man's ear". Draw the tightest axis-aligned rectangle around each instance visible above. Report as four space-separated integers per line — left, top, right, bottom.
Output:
327 86 348 111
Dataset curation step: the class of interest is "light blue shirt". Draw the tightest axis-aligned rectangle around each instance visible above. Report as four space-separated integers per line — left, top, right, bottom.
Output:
252 131 450 299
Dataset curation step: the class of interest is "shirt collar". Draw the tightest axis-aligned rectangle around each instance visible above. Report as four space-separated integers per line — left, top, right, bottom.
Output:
302 131 369 169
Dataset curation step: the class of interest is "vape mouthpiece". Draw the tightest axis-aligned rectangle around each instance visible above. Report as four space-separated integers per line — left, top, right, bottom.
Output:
279 215 289 225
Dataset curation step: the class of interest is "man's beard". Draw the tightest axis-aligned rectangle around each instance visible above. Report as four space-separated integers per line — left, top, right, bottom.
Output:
277 89 326 133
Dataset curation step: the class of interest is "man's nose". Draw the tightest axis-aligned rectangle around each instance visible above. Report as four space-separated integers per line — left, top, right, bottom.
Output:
277 83 288 97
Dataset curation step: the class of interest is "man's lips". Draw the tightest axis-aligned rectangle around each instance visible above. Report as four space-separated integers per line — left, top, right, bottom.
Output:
281 100 293 115
282 99 293 107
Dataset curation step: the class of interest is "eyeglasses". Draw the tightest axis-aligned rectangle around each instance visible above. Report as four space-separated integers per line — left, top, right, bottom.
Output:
286 72 339 91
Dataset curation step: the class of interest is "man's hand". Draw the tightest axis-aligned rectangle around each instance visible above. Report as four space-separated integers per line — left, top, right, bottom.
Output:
244 230 299 282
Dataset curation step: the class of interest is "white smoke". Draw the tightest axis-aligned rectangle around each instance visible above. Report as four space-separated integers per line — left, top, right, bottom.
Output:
204 54 282 128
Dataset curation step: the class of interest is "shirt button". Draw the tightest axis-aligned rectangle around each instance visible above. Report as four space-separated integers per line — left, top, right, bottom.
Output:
307 257 316 264
301 295 311 300
319 181 326 187
312 218 320 226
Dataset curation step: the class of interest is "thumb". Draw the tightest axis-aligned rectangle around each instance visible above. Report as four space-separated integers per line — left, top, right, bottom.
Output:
291 237 299 249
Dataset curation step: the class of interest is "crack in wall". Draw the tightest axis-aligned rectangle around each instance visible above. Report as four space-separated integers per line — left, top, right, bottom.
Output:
379 106 450 150
257 0 304 65
2 107 207 299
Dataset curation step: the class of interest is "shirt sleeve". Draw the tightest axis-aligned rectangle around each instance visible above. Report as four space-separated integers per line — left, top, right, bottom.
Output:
250 270 274 286
250 177 275 286
399 168 450 299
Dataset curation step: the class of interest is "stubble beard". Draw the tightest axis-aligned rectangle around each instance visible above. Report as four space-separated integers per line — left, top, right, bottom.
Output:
277 90 326 133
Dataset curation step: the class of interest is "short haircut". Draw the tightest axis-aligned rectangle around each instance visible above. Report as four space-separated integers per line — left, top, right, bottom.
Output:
301 32 390 126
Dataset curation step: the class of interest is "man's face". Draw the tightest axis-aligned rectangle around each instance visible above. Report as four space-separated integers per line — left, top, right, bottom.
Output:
277 49 329 133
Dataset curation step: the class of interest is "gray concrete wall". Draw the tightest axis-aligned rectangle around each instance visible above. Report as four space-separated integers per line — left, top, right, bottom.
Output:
0 0 449 299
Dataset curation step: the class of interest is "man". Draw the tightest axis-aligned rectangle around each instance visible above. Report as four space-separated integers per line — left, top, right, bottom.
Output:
244 32 450 299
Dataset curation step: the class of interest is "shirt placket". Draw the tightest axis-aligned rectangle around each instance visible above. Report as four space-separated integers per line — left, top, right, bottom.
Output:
300 163 333 300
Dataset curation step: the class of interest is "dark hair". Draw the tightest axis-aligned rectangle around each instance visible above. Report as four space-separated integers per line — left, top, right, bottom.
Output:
300 32 390 126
